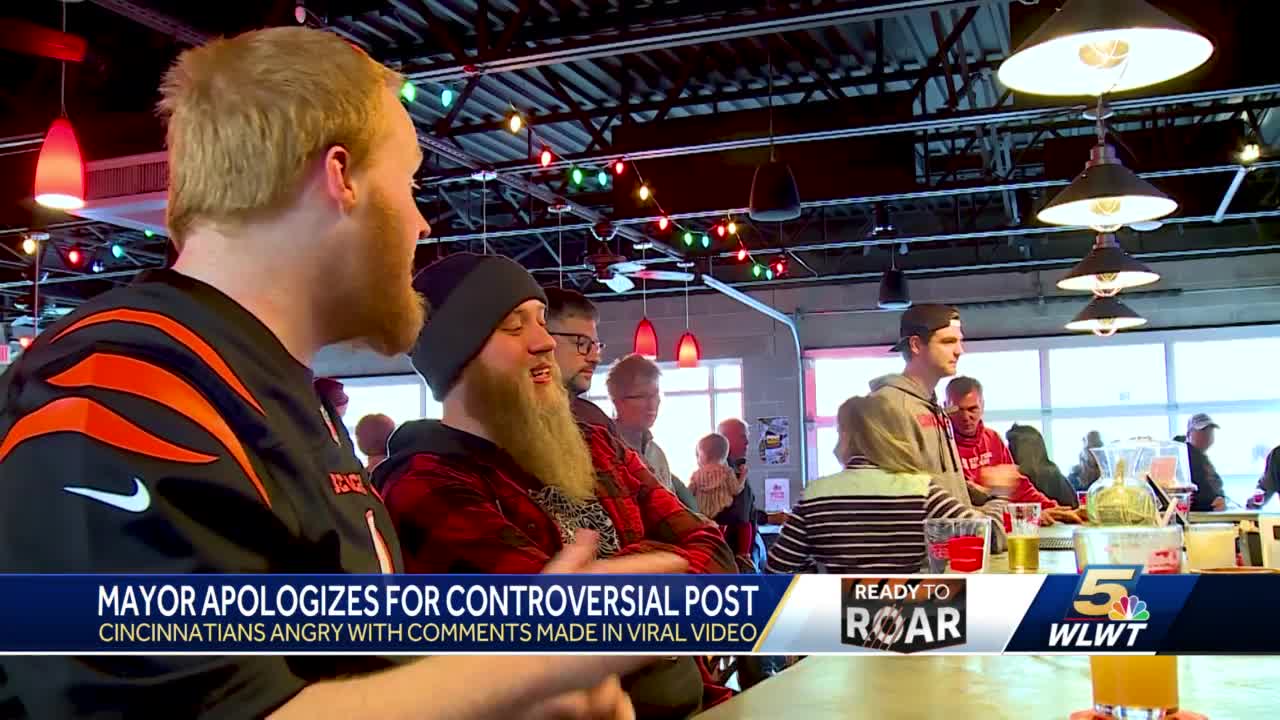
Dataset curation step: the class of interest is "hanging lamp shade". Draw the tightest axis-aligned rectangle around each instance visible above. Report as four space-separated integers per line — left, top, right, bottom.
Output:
633 317 658 360
1065 295 1147 336
675 331 701 368
748 159 801 222
877 269 911 310
1058 233 1160 295
1037 143 1176 229
996 0 1213 97
34 116 85 211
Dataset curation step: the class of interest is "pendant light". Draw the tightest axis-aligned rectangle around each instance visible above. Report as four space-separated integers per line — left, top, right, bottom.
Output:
997 0 1213 97
877 246 911 310
1065 295 1147 336
1058 232 1159 295
632 245 658 359
749 40 801 222
34 2 85 211
1038 99 1176 230
675 267 700 368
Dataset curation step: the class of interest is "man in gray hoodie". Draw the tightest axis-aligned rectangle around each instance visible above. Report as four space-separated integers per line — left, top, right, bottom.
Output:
869 305 1007 545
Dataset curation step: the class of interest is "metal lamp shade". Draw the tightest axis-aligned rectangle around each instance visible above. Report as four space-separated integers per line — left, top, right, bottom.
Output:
878 269 911 310
749 159 801 222
997 0 1213 97
1037 149 1177 229
1065 295 1148 336
1058 243 1159 295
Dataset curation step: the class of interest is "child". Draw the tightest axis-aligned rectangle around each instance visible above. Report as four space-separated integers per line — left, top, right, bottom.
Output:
688 433 746 520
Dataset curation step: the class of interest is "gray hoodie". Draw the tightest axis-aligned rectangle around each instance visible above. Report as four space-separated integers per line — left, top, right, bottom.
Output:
868 374 969 500
868 374 1007 551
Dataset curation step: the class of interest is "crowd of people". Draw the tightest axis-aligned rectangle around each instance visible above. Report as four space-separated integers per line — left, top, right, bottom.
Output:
1 23 1276 720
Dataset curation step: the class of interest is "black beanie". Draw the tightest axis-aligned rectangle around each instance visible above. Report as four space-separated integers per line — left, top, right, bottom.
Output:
410 253 547 400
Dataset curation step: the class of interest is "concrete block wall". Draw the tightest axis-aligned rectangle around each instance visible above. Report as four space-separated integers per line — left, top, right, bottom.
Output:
314 252 1280 504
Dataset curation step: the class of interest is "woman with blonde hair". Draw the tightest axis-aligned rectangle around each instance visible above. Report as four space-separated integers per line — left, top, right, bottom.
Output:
766 394 1004 574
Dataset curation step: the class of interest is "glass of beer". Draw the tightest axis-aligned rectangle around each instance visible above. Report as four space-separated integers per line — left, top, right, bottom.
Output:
1007 503 1041 573
1090 655 1179 719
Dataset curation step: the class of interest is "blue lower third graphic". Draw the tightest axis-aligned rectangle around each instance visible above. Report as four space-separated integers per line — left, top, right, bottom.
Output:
0 574 794 654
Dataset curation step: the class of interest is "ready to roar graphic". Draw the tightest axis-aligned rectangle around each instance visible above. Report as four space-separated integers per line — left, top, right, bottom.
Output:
840 578 966 654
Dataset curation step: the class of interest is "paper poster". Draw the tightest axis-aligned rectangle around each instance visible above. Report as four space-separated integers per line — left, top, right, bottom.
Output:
764 477 790 513
757 416 790 465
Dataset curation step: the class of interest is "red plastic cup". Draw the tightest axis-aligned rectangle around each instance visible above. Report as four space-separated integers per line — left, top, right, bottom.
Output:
948 535 985 572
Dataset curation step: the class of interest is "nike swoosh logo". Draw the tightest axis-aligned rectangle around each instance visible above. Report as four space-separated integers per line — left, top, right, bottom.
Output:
64 477 151 513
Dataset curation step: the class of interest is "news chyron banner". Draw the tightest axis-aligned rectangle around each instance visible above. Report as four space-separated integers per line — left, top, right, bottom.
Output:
0 571 1278 655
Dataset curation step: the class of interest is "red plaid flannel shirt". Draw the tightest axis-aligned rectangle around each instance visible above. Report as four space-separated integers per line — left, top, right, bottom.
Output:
381 423 735 575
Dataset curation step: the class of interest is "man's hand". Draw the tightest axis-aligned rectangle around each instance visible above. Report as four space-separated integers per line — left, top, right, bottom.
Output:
1043 506 1083 525
544 530 687 575
524 675 634 720
765 511 789 525
1211 496 1227 511
978 465 1021 495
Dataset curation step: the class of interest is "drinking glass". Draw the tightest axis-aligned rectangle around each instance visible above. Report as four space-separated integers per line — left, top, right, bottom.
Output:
1007 503 1041 573
1185 523 1237 571
923 518 956 573
1089 655 1179 719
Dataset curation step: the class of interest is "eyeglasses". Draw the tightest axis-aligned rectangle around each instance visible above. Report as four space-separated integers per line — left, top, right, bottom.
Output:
550 332 606 356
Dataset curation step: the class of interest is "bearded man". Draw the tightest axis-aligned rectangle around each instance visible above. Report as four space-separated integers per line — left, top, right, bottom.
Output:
375 253 735 720
375 253 734 575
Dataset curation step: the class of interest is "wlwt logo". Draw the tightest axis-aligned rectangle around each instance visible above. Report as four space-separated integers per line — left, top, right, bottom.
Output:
1048 566 1150 649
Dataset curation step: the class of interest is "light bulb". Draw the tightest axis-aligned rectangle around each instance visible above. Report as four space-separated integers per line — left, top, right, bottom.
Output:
638 185 651 201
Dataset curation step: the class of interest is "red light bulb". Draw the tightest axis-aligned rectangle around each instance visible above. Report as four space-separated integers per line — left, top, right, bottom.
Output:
658 216 670 231
737 248 747 262
18 337 32 350
614 160 626 175
539 148 552 167
67 248 82 266
716 224 726 238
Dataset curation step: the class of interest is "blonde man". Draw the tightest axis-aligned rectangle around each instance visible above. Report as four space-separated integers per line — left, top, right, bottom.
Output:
0 26 676 720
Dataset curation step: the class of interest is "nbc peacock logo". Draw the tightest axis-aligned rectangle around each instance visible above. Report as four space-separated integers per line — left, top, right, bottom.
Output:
1048 566 1151 649
1107 595 1150 622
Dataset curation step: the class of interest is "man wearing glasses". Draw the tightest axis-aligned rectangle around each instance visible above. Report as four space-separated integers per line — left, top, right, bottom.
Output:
545 288 616 435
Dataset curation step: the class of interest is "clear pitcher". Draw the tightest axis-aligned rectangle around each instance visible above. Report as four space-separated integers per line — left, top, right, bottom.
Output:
1086 439 1161 526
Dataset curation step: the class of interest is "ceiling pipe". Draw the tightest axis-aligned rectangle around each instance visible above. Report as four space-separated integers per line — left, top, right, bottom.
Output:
1213 167 1251 223
423 83 1280 182
701 274 809 484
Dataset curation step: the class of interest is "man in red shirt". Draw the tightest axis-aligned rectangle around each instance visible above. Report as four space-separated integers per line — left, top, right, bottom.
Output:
945 377 1080 523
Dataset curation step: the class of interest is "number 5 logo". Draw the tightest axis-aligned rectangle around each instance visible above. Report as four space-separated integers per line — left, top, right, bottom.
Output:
1071 565 1141 617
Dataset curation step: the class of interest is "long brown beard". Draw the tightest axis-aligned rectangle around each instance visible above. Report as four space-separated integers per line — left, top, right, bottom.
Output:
462 358 597 501
336 186 427 356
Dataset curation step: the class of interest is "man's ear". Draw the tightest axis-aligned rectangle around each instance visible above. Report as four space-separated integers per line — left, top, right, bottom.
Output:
321 145 358 214
908 335 924 358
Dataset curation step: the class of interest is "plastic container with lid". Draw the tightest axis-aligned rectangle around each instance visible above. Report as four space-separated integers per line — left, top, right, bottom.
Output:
1074 526 1184 574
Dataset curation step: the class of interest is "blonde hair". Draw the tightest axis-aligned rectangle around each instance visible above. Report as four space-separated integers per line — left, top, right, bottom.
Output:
697 433 730 464
158 27 403 244
835 395 924 474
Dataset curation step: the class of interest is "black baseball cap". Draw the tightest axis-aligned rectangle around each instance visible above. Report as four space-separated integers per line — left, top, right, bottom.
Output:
890 304 961 352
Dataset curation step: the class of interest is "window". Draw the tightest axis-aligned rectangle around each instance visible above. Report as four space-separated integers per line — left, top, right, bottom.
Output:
806 326 1280 505
338 376 439 464
1174 337 1280 403
1049 416 1171 472
811 353 902 418
1178 411 1280 503
956 350 1041 412
584 359 744 483
1048 344 1167 408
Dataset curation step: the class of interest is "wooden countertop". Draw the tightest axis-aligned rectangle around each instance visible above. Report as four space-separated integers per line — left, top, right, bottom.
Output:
703 655 1277 719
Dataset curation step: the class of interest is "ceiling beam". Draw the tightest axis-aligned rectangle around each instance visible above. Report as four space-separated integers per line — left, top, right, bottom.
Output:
394 0 990 83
